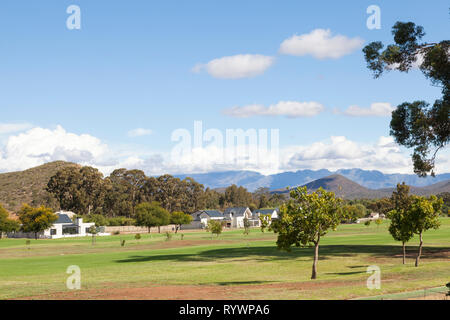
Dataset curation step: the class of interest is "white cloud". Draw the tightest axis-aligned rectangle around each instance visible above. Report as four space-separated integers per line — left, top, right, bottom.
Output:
0 125 165 177
0 126 108 173
279 29 364 59
193 54 275 79
0 125 446 177
282 136 412 174
0 123 32 135
128 128 153 137
340 102 395 117
223 101 325 118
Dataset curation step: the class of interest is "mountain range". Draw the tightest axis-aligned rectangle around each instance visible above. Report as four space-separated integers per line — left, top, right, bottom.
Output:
175 168 450 192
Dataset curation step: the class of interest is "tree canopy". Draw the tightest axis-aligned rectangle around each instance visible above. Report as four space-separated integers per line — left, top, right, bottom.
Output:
387 183 415 264
170 211 192 233
408 195 442 266
272 187 344 279
18 204 58 239
46 166 105 215
363 21 449 177
0 204 20 237
135 202 170 233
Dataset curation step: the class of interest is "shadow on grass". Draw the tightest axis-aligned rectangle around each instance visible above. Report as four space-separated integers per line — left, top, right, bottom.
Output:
215 281 272 286
325 271 367 276
115 245 450 264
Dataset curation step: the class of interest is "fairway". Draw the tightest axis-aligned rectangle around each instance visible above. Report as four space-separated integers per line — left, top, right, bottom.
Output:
1 219 449 300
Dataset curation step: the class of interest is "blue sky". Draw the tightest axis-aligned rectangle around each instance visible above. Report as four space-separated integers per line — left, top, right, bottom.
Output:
0 0 449 176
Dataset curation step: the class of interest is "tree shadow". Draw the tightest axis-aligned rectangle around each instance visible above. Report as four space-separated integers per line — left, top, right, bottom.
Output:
115 244 450 264
325 271 367 276
215 281 272 286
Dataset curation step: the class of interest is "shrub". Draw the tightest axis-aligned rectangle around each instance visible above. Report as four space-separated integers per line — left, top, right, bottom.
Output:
206 220 224 238
165 232 172 241
107 217 136 226
113 230 120 235
84 214 108 227
135 233 141 240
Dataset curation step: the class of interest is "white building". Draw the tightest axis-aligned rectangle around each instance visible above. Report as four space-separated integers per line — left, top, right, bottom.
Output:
190 210 224 229
8 211 108 239
223 207 255 228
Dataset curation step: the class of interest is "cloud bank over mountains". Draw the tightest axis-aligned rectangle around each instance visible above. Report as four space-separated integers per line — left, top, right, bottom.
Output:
1 124 448 177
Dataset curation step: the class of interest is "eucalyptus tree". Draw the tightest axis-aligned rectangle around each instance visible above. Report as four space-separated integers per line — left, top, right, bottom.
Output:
363 21 449 177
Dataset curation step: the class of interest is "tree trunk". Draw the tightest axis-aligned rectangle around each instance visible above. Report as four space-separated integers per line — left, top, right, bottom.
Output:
402 242 406 265
35 232 38 240
311 240 320 280
158 226 161 234
415 232 423 267
175 226 179 234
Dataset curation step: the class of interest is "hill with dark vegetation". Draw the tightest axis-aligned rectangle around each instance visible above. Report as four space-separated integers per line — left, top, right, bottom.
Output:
276 174 450 199
0 161 80 212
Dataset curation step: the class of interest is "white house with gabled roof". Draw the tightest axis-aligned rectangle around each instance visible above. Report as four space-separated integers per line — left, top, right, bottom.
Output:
8 211 108 239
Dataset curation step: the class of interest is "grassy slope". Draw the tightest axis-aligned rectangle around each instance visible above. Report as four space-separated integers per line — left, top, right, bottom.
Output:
0 161 79 212
0 219 449 300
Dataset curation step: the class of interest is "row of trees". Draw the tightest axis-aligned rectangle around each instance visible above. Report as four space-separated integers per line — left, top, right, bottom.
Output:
46 166 287 218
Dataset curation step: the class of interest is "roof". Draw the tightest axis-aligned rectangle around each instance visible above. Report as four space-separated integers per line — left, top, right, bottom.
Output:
54 214 73 224
203 210 223 218
192 210 223 220
255 208 279 215
223 207 250 217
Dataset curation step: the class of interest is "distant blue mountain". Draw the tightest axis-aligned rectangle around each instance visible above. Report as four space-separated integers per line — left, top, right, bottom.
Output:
175 169 450 192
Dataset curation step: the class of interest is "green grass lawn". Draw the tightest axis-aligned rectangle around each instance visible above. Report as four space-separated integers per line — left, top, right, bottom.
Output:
0 218 449 300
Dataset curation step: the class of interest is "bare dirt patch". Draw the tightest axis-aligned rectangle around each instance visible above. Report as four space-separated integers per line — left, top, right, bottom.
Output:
17 280 365 300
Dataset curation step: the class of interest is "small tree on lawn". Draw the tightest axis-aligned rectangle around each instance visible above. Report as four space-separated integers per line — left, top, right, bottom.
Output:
135 202 170 234
387 209 414 264
408 195 442 267
88 225 98 245
375 218 383 230
206 220 223 239
0 204 20 239
271 187 344 280
243 217 250 236
170 211 192 233
18 205 58 239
